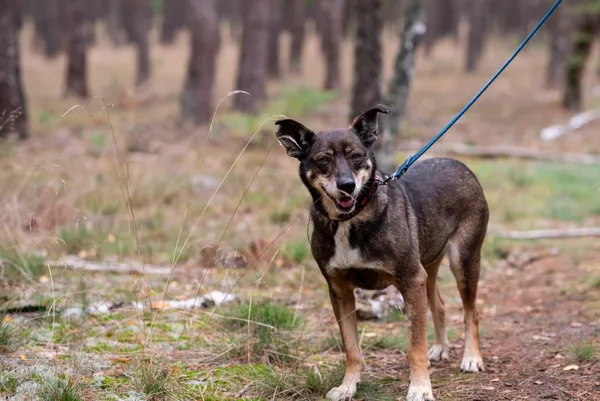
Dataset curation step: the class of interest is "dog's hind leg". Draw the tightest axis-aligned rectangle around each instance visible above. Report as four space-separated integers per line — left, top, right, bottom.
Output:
425 255 449 363
326 281 362 401
447 222 486 373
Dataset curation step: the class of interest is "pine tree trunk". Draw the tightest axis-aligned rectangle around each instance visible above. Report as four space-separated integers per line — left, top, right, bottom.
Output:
0 0 28 139
319 0 344 90
64 0 88 98
288 0 305 74
161 0 187 44
107 0 125 46
350 0 383 121
465 0 488 72
378 0 426 173
130 0 153 88
233 0 270 113
181 0 219 125
545 3 570 88
562 15 597 111
267 0 282 79
37 0 62 58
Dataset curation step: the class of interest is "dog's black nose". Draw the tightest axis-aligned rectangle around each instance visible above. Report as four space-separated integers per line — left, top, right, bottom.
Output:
337 178 356 195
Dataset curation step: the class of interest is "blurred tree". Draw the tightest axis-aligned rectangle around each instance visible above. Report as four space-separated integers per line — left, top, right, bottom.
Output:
319 0 344 90
378 0 426 172
218 0 242 44
64 0 88 98
465 0 489 72
233 0 270 113
267 0 283 79
124 0 154 88
161 0 187 44
31 0 62 58
0 0 28 139
350 0 383 120
107 0 126 46
287 0 306 74
181 0 219 125
545 1 571 88
563 12 599 111
423 0 460 57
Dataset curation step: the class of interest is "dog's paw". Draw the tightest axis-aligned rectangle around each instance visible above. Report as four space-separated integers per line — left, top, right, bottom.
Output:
326 384 357 401
460 354 484 373
406 383 435 401
428 344 449 363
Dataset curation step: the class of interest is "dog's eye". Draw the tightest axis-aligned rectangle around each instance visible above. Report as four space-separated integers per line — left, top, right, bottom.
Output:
350 153 363 162
316 156 330 165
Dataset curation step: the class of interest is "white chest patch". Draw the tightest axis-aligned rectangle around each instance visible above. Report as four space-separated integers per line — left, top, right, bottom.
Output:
328 222 381 270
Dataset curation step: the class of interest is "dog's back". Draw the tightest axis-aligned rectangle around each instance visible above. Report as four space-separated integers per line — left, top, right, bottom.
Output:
394 157 489 267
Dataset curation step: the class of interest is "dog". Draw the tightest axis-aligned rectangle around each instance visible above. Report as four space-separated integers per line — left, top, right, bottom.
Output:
274 104 489 401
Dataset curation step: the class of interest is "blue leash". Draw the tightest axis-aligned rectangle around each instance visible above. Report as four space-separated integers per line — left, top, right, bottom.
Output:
383 0 563 183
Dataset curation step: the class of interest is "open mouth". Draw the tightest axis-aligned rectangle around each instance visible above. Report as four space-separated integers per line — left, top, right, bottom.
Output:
323 189 356 213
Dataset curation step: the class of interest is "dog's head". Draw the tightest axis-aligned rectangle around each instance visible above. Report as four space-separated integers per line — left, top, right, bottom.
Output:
275 104 390 219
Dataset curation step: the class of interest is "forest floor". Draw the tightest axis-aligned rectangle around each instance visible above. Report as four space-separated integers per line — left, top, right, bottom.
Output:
1 25 600 400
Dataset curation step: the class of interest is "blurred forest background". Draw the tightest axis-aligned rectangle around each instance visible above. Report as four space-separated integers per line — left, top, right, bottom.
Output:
0 1 600 400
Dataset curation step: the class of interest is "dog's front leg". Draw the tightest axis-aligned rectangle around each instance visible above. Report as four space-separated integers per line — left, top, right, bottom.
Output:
326 281 361 401
399 269 434 401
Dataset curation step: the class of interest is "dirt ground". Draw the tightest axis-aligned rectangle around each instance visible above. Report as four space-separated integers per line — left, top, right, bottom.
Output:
1 22 599 401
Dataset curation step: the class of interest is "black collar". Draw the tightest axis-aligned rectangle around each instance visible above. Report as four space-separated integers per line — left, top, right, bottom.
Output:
333 171 383 222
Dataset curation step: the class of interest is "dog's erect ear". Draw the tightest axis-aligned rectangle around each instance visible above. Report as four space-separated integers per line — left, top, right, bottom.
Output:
350 104 391 147
274 119 315 159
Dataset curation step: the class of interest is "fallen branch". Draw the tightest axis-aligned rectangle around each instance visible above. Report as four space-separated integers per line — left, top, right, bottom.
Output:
398 142 600 165
47 255 181 275
491 227 600 240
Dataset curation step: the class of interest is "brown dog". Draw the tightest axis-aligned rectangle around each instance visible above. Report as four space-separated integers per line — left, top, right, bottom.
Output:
275 105 488 401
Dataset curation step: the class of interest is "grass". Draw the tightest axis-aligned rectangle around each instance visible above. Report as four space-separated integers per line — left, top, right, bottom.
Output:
282 238 310 265
471 161 600 226
249 363 345 401
571 340 597 361
37 375 84 401
0 247 46 281
224 302 302 364
130 361 178 401
0 315 21 353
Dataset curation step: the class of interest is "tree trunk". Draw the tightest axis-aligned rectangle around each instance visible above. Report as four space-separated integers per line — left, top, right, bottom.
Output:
288 0 305 74
267 0 282 79
129 0 153 88
34 0 62 58
350 0 383 121
0 0 28 139
545 2 570 88
377 0 426 173
64 0 88 98
465 0 488 72
233 0 270 113
161 0 187 44
181 0 219 125
107 0 126 46
562 15 597 111
319 0 344 90
423 0 460 57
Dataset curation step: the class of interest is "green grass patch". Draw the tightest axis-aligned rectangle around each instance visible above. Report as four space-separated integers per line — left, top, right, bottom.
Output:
0 246 46 281
130 361 180 401
571 339 597 361
37 375 85 401
222 85 338 139
0 316 21 353
282 238 310 265
470 160 600 225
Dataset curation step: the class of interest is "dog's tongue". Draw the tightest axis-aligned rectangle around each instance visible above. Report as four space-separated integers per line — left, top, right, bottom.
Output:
338 197 353 208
